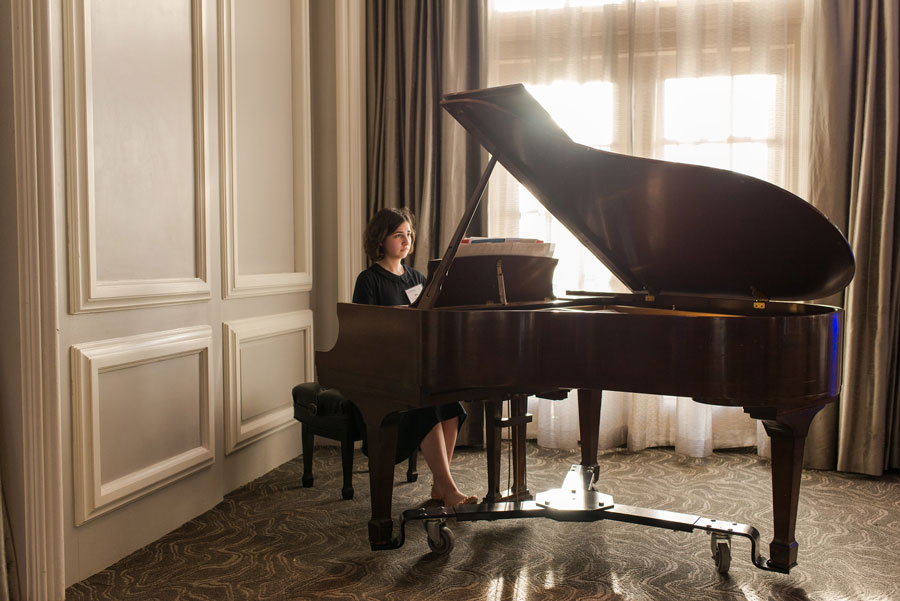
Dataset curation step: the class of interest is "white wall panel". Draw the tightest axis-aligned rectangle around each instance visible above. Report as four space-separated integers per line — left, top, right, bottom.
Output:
219 0 313 298
240 335 300 421
223 311 313 454
97 354 202 483
70 327 214 525
64 0 209 313
234 0 294 275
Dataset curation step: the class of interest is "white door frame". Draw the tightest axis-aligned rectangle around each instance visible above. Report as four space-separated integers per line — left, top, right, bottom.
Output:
334 0 366 302
11 0 66 598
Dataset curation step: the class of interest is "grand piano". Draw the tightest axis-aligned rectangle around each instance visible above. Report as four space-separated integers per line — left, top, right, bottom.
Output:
316 83 855 574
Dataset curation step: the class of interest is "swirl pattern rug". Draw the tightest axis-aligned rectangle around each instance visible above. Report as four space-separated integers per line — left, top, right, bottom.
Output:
67 444 900 601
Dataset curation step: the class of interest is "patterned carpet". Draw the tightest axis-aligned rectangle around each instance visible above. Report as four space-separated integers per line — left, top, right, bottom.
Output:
66 443 900 601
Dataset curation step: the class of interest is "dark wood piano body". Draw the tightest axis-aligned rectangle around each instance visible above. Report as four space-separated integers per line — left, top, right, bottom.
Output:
325 296 841 411
316 84 855 573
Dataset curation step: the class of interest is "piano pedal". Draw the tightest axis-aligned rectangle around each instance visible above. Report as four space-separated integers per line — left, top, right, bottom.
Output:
498 487 533 502
424 519 454 555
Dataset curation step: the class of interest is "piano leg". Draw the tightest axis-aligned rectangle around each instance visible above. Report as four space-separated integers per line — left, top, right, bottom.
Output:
578 389 602 467
483 400 503 503
483 396 531 502
750 402 829 572
358 406 403 548
510 394 529 499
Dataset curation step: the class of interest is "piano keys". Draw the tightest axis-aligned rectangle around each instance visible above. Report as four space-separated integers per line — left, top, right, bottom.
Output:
315 83 855 574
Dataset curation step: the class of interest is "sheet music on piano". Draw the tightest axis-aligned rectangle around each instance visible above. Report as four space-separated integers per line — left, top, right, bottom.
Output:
458 237 556 259
427 239 558 307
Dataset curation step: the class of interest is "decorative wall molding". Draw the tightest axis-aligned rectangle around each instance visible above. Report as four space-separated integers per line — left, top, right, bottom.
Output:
11 0 66 596
223 311 313 454
335 0 366 302
218 0 313 299
70 327 215 525
63 0 210 313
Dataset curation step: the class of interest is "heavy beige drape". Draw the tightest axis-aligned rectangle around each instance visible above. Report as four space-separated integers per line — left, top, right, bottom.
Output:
802 0 898 475
806 0 899 476
366 0 487 445
366 0 486 272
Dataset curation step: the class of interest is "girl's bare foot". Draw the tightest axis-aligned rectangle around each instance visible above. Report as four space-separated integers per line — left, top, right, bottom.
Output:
431 486 477 507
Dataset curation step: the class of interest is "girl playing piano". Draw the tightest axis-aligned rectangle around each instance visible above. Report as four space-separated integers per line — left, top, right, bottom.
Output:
353 207 476 507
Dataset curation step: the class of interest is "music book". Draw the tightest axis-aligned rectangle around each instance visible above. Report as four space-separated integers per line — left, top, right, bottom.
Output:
458 238 555 258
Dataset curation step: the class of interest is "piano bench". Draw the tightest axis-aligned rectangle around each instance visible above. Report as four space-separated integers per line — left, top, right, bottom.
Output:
291 383 418 500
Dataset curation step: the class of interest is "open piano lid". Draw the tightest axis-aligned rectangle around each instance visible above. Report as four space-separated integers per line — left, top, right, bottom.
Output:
441 84 855 301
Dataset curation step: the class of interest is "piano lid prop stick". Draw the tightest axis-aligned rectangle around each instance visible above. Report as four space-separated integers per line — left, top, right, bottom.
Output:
415 155 498 310
496 259 508 305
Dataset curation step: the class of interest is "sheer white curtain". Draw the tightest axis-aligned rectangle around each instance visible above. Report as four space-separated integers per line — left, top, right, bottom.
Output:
485 0 805 456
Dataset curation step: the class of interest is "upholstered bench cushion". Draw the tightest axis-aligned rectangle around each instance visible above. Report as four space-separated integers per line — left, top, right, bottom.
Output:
292 383 363 441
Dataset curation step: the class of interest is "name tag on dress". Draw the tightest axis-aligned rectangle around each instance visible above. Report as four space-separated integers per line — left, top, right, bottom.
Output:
405 283 423 304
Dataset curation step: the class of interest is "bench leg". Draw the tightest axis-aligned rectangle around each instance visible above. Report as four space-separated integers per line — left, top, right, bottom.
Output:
340 433 355 500
301 423 314 488
406 449 418 482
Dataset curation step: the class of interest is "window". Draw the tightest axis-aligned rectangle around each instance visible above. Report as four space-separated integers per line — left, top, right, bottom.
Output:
663 74 779 180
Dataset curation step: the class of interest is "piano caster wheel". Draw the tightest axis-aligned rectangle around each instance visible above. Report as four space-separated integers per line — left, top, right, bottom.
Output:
710 533 732 574
425 520 454 555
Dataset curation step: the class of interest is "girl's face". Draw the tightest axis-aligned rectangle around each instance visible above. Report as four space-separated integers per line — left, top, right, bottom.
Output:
382 221 413 261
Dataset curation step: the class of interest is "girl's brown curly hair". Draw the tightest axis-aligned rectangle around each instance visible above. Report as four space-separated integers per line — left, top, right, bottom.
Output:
363 207 416 262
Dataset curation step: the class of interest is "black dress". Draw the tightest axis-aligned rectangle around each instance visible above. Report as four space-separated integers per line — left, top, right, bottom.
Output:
351 263 467 463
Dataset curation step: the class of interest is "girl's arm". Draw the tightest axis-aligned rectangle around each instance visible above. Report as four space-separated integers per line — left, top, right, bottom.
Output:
352 273 378 305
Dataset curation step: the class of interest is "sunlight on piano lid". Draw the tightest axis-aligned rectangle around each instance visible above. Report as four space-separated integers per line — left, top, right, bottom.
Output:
524 82 613 149
563 304 740 317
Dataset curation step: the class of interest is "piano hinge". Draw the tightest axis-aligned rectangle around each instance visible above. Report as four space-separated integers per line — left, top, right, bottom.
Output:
750 286 768 309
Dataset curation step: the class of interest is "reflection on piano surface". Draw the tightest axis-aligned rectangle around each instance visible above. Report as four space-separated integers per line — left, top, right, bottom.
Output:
316 84 855 574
